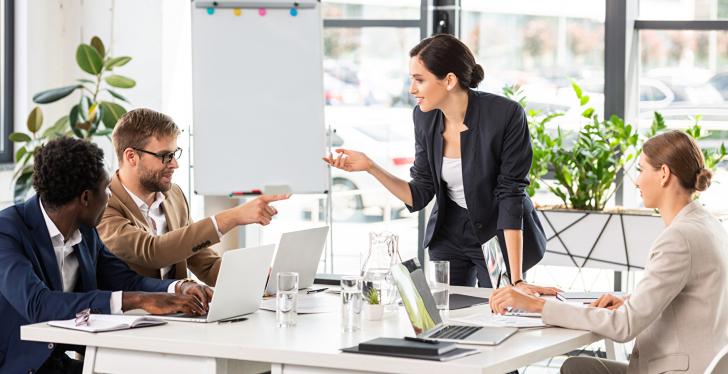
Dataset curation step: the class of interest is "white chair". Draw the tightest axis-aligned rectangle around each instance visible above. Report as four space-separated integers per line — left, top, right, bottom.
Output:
705 344 728 374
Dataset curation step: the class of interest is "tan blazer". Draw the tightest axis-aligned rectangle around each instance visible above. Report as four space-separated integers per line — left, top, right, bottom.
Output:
97 172 222 286
542 201 728 374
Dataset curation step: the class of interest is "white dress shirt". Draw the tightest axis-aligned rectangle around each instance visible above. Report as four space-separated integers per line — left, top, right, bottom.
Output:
40 199 177 315
441 156 468 209
121 184 224 279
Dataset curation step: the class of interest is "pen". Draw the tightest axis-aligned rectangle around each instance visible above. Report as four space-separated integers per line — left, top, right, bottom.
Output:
218 316 248 324
404 336 440 344
306 287 328 294
229 189 262 197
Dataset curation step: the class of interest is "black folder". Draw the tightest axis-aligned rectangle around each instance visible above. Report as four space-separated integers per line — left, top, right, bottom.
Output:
342 338 480 362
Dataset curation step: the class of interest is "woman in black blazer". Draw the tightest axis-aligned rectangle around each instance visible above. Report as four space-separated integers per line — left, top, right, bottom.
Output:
324 34 554 293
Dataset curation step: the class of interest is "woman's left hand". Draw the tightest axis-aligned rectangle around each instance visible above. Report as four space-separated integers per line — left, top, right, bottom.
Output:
489 286 545 315
514 281 561 296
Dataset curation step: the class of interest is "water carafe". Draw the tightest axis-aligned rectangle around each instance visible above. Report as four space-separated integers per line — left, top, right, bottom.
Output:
360 231 402 306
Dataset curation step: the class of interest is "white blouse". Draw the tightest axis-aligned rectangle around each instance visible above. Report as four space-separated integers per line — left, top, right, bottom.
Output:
441 157 467 209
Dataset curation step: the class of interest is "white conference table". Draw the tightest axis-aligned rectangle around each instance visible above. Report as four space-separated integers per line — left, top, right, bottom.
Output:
22 286 604 374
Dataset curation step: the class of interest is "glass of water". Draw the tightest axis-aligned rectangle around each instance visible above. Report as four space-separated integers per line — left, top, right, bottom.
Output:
427 261 450 312
276 272 298 327
340 275 363 332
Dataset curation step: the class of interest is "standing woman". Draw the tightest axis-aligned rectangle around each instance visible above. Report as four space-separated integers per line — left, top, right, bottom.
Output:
324 34 552 293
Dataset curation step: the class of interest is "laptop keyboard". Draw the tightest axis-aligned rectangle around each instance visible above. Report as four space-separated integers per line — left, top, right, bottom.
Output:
429 325 482 340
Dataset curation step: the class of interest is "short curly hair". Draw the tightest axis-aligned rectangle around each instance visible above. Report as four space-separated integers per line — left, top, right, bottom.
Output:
33 137 106 208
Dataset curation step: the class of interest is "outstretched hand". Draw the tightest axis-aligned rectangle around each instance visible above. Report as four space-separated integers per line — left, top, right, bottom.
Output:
322 149 373 172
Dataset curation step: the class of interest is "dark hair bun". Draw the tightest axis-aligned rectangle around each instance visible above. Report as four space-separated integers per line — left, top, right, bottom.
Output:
695 168 713 192
469 64 484 88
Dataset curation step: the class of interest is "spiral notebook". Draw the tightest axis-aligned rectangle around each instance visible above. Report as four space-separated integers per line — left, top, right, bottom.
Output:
48 314 166 333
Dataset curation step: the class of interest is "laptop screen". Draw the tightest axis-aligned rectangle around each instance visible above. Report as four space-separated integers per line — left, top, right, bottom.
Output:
390 258 442 335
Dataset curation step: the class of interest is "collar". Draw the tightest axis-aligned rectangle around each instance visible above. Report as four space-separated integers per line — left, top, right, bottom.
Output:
122 183 166 211
39 198 82 247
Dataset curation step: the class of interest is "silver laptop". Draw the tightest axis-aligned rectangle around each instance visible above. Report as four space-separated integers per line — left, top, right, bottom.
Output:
157 244 275 323
391 258 518 345
264 226 329 296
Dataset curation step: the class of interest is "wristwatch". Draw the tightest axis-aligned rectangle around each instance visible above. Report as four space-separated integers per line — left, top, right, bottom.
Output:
175 277 197 293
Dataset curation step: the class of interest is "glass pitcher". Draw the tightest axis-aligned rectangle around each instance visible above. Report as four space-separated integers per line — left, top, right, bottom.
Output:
361 231 402 306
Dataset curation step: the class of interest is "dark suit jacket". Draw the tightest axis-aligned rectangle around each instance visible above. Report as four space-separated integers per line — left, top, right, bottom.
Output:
0 196 174 373
406 89 546 272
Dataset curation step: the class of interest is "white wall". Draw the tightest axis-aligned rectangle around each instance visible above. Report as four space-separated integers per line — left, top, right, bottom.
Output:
4 0 239 249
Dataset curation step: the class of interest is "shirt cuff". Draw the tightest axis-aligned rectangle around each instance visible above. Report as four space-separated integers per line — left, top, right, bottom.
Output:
110 291 123 314
210 216 224 239
168 281 179 294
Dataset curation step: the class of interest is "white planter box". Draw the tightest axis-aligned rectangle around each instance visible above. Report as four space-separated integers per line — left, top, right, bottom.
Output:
536 207 728 271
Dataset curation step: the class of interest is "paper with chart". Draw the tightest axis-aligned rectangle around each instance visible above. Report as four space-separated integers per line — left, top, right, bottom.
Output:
450 313 547 328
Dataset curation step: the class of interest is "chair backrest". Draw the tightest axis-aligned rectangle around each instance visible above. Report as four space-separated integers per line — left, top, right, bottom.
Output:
705 344 728 374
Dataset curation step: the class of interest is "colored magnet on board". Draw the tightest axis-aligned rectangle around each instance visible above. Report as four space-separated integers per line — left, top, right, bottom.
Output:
258 8 267 16
207 7 215 15
290 8 298 16
233 8 242 16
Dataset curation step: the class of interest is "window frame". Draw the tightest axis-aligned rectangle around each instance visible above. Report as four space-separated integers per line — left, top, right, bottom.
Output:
0 0 14 164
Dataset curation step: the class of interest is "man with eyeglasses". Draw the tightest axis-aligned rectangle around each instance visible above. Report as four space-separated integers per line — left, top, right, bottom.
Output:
97 108 289 286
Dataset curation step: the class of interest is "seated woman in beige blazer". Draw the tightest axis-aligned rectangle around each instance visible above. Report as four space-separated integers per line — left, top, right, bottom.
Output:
490 130 728 374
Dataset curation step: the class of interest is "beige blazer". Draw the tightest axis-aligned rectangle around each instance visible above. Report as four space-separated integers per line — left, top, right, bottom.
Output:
542 201 728 374
97 172 222 286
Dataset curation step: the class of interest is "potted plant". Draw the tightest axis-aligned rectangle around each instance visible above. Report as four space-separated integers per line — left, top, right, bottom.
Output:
363 286 384 321
9 36 135 201
504 83 727 271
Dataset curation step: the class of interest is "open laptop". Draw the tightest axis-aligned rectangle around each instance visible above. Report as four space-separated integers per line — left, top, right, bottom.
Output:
391 258 517 345
264 226 329 296
157 244 275 323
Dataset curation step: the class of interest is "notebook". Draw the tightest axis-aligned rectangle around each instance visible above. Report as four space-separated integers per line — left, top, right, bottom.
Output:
342 338 480 362
48 314 166 333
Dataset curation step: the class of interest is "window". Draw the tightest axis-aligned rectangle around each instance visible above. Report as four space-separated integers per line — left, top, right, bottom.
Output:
461 0 605 206
0 0 13 164
635 28 728 210
639 0 728 20
255 1 425 276
322 0 420 20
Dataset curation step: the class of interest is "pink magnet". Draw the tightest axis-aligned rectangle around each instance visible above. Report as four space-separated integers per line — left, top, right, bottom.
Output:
258 8 266 16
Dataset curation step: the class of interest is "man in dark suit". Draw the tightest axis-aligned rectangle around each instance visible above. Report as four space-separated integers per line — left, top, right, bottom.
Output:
0 137 212 374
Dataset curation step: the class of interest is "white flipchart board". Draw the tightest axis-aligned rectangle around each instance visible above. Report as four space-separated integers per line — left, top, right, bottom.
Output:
191 0 328 195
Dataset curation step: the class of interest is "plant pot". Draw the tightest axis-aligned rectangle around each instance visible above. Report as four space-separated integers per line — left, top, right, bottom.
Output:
536 207 662 271
536 206 728 271
363 303 384 321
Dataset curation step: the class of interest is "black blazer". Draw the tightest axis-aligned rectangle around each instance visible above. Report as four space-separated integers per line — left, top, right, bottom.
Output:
405 90 546 272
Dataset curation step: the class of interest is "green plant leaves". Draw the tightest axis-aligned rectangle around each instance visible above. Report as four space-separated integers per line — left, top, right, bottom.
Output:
100 101 126 128
105 74 136 88
9 132 31 143
32 84 82 104
27 107 43 133
76 44 103 75
43 115 70 139
13 166 34 203
90 36 105 58
105 89 130 103
68 104 84 138
104 56 132 71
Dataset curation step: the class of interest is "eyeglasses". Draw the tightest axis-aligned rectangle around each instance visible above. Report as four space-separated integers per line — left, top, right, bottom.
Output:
133 147 182 164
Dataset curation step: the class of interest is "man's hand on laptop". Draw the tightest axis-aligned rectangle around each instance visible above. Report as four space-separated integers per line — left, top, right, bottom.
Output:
176 280 214 310
122 292 208 316
589 293 625 310
489 286 545 315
